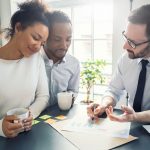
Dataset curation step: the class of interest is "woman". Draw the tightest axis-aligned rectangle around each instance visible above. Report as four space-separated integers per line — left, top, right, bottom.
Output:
0 1 49 138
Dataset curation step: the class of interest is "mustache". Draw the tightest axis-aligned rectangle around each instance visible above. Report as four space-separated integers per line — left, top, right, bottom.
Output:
56 49 66 51
127 49 133 53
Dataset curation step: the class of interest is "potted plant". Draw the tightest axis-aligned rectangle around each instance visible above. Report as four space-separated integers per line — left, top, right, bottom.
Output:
80 59 106 103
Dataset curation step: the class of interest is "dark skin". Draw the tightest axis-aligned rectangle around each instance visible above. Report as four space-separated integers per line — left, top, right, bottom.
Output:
2 112 33 138
44 22 72 63
0 22 48 138
2 115 23 138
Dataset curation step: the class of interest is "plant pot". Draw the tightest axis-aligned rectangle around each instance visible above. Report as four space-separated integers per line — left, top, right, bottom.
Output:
80 99 94 104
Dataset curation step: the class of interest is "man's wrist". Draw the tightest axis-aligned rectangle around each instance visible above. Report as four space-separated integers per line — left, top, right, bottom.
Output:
101 103 109 110
101 96 115 108
130 112 138 122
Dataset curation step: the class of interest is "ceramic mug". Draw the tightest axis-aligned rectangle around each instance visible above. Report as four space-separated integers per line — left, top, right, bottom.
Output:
7 108 29 123
57 92 74 110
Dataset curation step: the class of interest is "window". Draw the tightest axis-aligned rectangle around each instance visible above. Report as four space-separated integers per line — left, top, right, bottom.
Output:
56 1 113 101
50 1 113 101
11 0 113 101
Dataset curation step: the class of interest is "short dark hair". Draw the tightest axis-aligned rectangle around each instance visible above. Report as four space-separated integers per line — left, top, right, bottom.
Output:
45 10 71 30
5 1 49 38
128 4 150 38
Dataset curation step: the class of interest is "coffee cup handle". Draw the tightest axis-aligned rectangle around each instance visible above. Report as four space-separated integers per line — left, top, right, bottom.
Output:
71 93 75 107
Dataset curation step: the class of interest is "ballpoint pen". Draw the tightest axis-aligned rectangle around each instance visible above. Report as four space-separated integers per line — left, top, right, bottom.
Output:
126 92 129 106
91 105 95 120
91 104 98 120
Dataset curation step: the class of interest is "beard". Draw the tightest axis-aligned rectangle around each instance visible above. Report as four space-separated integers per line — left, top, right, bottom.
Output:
127 50 135 59
127 45 150 59
45 47 67 63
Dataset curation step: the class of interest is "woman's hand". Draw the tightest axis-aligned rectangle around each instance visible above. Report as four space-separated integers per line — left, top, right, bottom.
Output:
23 111 33 131
2 115 24 138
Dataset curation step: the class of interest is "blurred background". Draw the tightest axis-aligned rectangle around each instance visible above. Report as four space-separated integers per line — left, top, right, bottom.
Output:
0 0 150 107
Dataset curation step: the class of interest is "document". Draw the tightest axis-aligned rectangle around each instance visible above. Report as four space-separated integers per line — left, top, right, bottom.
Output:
143 125 150 133
63 116 131 138
50 103 137 150
51 119 137 150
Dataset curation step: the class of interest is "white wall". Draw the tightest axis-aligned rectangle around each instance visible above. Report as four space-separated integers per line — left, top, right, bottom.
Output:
133 0 150 9
112 0 130 71
0 0 11 28
0 0 11 45
112 0 150 72
112 0 150 108
0 0 25 45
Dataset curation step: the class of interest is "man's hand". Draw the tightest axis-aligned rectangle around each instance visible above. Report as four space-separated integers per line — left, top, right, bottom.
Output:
2 115 24 138
87 103 106 120
106 105 136 122
23 111 33 131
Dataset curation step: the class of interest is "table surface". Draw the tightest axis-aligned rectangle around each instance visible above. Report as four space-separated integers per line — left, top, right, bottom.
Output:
0 104 150 150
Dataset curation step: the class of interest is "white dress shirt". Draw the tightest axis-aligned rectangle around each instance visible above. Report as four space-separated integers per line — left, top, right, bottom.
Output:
103 52 150 111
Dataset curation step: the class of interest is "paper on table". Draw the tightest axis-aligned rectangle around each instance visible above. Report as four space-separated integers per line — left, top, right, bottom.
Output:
63 116 131 138
45 118 57 124
106 119 131 138
39 115 51 120
55 115 67 120
143 125 150 133
51 119 138 150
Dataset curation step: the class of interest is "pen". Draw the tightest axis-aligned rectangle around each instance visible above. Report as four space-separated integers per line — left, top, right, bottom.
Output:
126 92 129 106
91 104 97 120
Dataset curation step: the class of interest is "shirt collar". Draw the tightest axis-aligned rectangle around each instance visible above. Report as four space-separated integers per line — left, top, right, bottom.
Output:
137 57 150 65
41 48 50 64
41 48 66 65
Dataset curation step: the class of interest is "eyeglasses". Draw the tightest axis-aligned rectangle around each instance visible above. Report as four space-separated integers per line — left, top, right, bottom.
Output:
122 31 150 49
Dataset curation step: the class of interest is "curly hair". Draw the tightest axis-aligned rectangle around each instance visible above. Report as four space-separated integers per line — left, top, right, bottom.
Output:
5 1 49 39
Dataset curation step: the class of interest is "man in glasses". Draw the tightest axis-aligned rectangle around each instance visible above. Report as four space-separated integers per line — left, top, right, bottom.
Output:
87 4 150 123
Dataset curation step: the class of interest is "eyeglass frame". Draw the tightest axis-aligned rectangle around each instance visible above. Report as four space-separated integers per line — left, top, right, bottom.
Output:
122 31 150 49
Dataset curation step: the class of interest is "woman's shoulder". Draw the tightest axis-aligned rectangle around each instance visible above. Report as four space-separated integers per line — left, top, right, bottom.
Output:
22 52 44 67
26 52 43 61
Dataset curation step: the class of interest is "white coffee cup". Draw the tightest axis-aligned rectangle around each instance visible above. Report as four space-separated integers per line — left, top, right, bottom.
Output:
7 108 29 122
57 92 73 110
